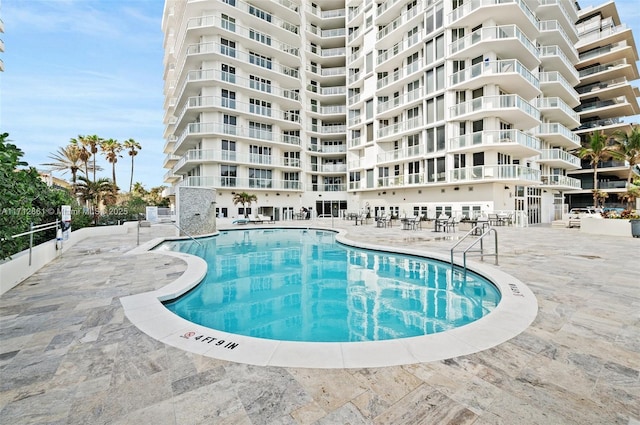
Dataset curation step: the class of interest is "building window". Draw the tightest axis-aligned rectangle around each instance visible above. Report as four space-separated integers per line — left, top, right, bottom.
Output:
249 29 271 46
249 168 272 188
249 75 271 93
249 145 271 164
221 165 236 187
223 114 237 134
221 89 236 109
249 98 271 116
249 5 272 22
222 64 236 83
249 121 272 140
221 139 236 161
220 38 236 57
221 14 235 32
249 52 272 69
366 99 373 119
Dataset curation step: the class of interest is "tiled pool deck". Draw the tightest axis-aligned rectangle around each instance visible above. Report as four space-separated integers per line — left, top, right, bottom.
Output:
1 219 638 424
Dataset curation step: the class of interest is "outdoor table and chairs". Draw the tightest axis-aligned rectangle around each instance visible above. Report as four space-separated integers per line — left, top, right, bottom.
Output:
401 216 420 230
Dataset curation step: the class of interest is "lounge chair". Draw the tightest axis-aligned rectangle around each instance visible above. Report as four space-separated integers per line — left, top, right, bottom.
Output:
257 214 274 223
232 218 249 225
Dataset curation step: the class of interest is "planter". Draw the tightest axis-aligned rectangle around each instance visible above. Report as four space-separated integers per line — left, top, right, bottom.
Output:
579 217 632 237
631 219 640 238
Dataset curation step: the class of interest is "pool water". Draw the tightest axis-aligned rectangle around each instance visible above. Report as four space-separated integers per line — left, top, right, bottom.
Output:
159 229 501 343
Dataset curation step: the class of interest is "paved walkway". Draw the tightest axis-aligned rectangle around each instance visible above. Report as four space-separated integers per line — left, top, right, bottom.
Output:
0 220 638 424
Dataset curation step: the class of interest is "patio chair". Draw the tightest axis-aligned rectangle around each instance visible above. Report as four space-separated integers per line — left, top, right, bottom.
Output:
445 216 458 232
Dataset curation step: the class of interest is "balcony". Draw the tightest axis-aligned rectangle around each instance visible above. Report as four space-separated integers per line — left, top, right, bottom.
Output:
183 42 299 81
449 165 541 185
448 129 541 156
449 95 540 130
537 21 579 62
174 122 301 153
536 0 579 41
538 45 580 86
376 4 422 49
307 123 346 135
538 149 581 170
534 123 581 149
163 169 180 183
578 59 638 86
540 174 581 190
539 71 580 108
577 78 638 104
377 116 423 141
376 59 423 92
377 88 423 118
448 25 540 69
376 29 424 70
163 154 181 169
447 0 538 39
449 59 540 100
179 176 303 191
175 69 300 109
576 24 634 52
577 40 636 70
173 149 301 174
163 136 177 154
377 145 423 164
534 97 581 129
575 96 638 121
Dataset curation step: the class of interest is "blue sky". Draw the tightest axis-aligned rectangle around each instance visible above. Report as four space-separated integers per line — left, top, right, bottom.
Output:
1 0 639 191
1 0 166 189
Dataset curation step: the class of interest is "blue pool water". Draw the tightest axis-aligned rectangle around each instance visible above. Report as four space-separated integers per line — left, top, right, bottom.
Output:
159 228 501 343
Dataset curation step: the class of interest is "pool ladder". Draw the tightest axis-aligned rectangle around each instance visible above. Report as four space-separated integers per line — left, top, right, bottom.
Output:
169 221 203 247
450 225 498 273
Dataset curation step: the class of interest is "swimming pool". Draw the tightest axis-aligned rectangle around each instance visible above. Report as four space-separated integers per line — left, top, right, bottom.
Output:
158 228 501 343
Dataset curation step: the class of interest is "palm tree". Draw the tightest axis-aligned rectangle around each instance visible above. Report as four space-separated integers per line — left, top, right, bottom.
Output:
122 138 142 192
613 125 640 186
617 185 640 210
576 131 621 208
70 135 91 177
232 192 258 218
41 144 84 187
100 138 123 188
84 134 103 182
75 176 114 224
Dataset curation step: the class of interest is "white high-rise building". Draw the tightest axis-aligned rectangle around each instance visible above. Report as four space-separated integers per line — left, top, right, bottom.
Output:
161 0 638 225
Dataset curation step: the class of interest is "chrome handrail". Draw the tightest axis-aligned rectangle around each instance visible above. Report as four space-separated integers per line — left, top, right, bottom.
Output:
450 225 499 274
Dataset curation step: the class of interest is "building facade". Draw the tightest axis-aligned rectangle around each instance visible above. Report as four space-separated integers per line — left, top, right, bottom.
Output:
566 0 640 209
161 0 638 224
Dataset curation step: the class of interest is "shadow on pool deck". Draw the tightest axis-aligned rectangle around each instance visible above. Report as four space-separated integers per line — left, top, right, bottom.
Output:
0 220 638 424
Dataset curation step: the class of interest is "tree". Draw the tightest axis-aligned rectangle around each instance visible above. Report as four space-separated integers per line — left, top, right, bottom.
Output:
83 134 102 182
613 125 640 186
41 145 84 187
70 135 92 177
232 192 257 218
100 138 123 188
75 176 115 224
123 138 141 193
576 131 621 208
617 185 640 210
1 133 83 259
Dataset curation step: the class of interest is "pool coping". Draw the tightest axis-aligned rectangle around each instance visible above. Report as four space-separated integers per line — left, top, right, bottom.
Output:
120 226 538 369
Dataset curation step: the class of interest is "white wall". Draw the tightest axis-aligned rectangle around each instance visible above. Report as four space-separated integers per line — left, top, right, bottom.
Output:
0 222 138 296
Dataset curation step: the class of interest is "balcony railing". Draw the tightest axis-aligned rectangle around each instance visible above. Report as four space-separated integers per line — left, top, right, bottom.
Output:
173 149 301 172
447 0 537 29
539 149 581 168
575 96 629 113
179 176 303 190
449 165 541 183
540 174 581 189
534 123 581 145
534 97 580 123
377 4 420 41
186 42 299 79
449 59 538 89
578 59 628 79
177 96 301 124
175 122 301 150
539 45 580 81
449 130 540 151
377 29 424 66
377 116 423 138
449 95 540 121
377 88 423 114
449 25 538 61
377 145 423 163
376 59 423 90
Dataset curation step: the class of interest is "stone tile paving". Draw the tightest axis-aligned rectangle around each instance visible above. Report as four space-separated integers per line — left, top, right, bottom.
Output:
0 221 638 424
